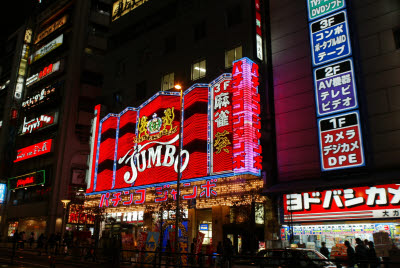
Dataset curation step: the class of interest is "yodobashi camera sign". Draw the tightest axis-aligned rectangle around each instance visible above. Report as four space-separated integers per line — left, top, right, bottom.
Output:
318 111 365 171
87 58 262 194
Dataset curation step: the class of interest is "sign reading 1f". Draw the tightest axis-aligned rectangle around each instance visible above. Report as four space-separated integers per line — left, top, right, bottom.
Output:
307 0 346 21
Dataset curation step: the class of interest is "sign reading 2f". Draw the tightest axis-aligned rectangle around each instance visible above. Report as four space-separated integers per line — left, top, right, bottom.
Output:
310 11 351 66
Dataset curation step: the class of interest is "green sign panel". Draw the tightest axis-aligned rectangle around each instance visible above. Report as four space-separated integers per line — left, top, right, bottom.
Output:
307 0 345 21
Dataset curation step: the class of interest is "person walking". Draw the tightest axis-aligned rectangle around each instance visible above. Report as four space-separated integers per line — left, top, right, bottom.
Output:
344 240 355 268
355 238 368 268
367 241 379 268
320 242 330 259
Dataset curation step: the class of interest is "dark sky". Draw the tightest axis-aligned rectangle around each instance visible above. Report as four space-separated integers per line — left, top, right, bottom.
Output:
0 0 36 43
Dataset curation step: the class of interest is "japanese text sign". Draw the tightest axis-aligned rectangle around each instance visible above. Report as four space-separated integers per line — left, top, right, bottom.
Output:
29 34 63 64
14 139 53 163
0 183 6 203
284 183 400 222
307 0 345 21
88 58 262 195
8 170 46 190
310 11 351 66
318 111 364 171
314 59 358 116
35 15 67 44
20 112 58 135
22 82 59 110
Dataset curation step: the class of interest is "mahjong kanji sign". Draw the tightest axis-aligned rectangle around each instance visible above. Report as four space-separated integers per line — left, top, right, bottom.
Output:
284 183 400 222
307 0 346 21
314 59 358 116
318 111 364 171
86 58 262 195
310 11 352 66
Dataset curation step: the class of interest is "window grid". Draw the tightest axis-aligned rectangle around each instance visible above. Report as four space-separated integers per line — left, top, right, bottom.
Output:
225 46 242 68
191 59 206 81
161 72 174 91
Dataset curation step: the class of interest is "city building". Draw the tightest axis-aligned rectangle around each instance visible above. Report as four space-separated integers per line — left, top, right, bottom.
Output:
268 0 400 251
0 0 111 238
84 0 273 253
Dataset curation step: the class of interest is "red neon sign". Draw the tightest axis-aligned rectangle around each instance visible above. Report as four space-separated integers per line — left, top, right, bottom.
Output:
14 139 52 162
283 183 400 222
88 58 262 194
16 176 35 188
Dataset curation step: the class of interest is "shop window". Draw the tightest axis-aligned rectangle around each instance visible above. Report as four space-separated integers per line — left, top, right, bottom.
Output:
161 72 174 91
199 221 212 245
191 59 206 81
225 45 242 68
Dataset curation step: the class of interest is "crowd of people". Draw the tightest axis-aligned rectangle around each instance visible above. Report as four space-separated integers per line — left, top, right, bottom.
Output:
319 238 379 267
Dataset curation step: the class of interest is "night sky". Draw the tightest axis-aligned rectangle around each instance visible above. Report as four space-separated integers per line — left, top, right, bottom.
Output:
0 0 36 45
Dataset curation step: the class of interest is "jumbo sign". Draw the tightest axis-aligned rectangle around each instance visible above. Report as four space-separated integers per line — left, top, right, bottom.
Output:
87 58 262 194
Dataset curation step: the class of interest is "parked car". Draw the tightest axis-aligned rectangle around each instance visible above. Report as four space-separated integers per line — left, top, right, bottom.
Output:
233 248 336 268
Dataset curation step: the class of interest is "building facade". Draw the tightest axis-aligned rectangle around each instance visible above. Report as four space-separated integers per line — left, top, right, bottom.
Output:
0 0 111 238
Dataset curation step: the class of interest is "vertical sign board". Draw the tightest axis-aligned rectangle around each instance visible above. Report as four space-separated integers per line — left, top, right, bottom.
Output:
307 0 346 21
0 183 6 203
314 59 358 116
318 111 364 171
254 0 263 61
310 11 352 66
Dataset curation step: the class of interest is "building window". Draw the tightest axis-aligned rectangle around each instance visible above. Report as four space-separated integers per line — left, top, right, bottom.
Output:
191 59 206 81
226 4 242 28
164 34 176 54
225 45 242 68
136 80 147 101
194 20 206 41
161 72 174 91
199 222 212 245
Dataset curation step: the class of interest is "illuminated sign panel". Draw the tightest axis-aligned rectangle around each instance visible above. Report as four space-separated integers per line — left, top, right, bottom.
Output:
26 61 61 86
14 139 53 163
29 34 63 64
22 83 59 109
68 204 95 224
0 183 6 203
318 111 364 171
88 58 262 194
284 183 400 222
255 0 263 61
20 112 58 135
307 0 345 21
309 11 351 66
35 15 67 44
314 59 358 116
112 0 149 22
8 170 45 190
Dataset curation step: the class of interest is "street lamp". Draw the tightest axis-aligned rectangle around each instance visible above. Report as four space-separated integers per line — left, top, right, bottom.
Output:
174 84 183 259
61 199 71 243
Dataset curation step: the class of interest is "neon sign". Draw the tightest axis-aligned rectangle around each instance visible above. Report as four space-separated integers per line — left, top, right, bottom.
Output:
284 183 400 222
26 61 61 86
20 112 58 135
22 83 58 109
29 34 63 64
35 15 67 44
8 170 46 190
87 58 262 194
14 139 53 163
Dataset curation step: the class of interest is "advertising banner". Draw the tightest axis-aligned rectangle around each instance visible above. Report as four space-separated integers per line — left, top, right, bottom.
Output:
88 58 262 194
8 170 46 190
144 232 159 263
318 111 364 171
20 112 58 135
14 139 53 163
284 183 400 222
314 59 358 116
309 11 351 66
35 15 67 44
30 34 63 64
22 82 59 110
26 61 61 87
307 0 346 21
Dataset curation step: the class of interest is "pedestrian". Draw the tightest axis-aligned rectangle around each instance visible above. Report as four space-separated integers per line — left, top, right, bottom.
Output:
190 238 197 265
344 240 355 268
367 241 379 268
216 241 223 267
320 242 330 259
165 239 172 268
355 238 368 268
29 232 35 248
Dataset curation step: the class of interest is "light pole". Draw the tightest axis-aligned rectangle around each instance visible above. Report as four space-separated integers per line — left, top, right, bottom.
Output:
60 199 71 245
174 84 183 259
